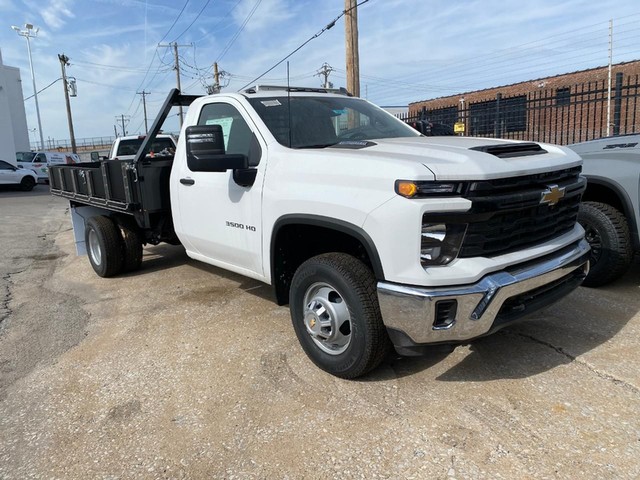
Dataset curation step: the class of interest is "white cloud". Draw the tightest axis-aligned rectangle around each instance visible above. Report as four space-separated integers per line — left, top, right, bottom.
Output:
231 0 294 33
41 0 76 30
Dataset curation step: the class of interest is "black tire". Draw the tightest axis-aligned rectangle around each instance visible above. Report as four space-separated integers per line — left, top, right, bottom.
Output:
85 216 124 277
289 253 390 379
20 176 36 191
578 201 633 287
117 221 143 273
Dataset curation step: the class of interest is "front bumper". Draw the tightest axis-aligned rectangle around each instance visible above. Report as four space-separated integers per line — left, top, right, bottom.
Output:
377 239 590 351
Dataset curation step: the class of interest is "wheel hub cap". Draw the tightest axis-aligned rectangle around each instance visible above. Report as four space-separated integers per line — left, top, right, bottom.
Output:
302 283 351 355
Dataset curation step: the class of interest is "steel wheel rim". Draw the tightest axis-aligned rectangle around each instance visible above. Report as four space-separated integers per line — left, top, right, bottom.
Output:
88 229 102 266
302 282 352 355
584 224 602 265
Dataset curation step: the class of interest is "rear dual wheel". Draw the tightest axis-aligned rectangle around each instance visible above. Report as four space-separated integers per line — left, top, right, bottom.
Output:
85 216 142 277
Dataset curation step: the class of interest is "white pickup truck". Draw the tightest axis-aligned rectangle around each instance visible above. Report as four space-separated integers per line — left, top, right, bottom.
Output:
50 87 589 378
108 134 177 161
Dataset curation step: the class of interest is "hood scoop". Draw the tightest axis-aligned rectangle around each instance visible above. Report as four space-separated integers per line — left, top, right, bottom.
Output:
329 140 377 149
469 142 547 158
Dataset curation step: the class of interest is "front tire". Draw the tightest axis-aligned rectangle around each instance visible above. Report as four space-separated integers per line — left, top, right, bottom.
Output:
20 176 36 191
85 216 124 277
290 253 390 379
578 201 633 287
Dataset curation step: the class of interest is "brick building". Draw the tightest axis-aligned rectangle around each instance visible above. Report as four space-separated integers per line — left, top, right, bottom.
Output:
408 60 640 145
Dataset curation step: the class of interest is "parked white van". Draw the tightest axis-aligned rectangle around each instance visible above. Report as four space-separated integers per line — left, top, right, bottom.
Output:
16 151 80 183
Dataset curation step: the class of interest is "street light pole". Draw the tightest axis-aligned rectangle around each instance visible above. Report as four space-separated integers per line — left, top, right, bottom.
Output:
11 23 45 151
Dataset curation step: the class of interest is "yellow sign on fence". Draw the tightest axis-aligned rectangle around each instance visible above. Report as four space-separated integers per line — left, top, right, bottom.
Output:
454 122 465 133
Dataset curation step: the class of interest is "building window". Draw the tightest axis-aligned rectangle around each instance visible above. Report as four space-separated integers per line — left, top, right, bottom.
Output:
469 95 527 135
556 87 571 106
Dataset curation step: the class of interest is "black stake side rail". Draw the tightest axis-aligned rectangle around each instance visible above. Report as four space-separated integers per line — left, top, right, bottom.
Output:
49 89 202 225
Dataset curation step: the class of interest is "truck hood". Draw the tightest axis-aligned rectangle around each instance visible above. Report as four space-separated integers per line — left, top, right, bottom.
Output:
327 136 582 180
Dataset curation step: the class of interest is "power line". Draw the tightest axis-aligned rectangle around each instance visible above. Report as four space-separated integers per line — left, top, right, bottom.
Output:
192 0 243 44
23 77 61 100
324 14 638 106
158 0 191 44
216 0 263 62
173 0 212 41
238 0 371 91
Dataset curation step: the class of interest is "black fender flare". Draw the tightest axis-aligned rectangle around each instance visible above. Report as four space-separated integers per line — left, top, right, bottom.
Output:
270 214 386 281
584 175 639 249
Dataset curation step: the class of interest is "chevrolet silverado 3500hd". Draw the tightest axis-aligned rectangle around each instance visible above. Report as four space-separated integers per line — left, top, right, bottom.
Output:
50 87 589 378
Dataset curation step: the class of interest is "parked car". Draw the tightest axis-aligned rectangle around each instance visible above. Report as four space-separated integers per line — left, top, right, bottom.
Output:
568 134 639 286
0 159 38 191
16 151 80 183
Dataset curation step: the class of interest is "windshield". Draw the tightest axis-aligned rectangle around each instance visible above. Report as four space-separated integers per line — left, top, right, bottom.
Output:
247 96 420 148
116 137 175 156
16 151 35 162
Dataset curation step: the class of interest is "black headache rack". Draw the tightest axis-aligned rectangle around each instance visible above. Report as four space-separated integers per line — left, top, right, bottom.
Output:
49 89 200 239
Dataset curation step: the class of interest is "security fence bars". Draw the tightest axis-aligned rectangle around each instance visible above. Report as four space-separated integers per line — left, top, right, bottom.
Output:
400 72 640 145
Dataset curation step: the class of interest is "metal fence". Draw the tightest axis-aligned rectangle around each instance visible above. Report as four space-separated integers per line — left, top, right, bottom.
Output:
400 72 640 145
30 136 115 152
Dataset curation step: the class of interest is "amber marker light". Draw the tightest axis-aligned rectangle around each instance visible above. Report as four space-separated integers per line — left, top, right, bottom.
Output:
396 181 418 198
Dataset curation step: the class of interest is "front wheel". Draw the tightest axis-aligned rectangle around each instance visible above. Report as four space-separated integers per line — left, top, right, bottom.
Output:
578 201 633 287
290 253 390 379
85 216 124 277
20 176 36 191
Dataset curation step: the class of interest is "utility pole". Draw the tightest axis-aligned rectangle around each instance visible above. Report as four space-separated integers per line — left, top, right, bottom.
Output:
214 62 220 91
158 42 192 127
205 62 226 94
137 91 151 134
344 0 360 97
316 63 334 88
58 53 77 153
115 114 130 136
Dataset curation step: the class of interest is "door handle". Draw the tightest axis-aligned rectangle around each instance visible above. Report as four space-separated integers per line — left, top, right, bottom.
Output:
180 178 195 186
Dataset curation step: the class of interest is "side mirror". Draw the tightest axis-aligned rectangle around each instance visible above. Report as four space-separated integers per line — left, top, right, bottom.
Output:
186 125 247 172
90 151 100 161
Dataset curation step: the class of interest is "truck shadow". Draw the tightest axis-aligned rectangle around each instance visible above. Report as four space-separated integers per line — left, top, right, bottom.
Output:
130 243 275 302
368 256 640 382
131 244 640 382
0 184 52 198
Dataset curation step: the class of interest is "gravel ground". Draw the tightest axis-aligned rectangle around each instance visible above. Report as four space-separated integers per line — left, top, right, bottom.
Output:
1 187 639 479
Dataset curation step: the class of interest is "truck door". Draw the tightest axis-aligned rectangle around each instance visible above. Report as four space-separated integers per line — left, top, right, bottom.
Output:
174 100 265 278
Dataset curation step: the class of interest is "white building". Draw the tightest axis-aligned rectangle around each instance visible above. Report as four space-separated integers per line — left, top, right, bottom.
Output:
0 48 30 166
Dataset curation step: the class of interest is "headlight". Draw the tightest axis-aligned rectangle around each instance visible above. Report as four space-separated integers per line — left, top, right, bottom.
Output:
421 222 467 266
396 180 466 198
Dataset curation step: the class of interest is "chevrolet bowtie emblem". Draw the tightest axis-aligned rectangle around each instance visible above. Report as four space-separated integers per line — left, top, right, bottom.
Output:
540 185 566 206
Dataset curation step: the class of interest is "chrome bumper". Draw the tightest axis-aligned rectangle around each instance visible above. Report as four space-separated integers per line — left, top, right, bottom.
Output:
377 239 590 346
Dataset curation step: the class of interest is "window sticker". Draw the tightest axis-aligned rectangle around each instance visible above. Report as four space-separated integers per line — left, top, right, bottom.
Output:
261 100 282 107
205 117 234 146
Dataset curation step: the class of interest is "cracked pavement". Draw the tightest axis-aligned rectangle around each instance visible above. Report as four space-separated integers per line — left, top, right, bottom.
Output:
1 187 639 479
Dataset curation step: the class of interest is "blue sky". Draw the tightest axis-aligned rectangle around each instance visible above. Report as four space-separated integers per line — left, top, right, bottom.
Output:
1 0 639 144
